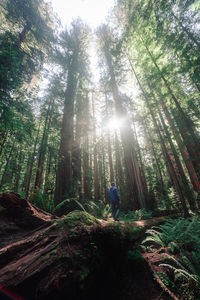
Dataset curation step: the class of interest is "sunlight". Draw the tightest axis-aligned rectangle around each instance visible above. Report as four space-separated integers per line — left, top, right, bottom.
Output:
48 0 115 28
106 118 123 130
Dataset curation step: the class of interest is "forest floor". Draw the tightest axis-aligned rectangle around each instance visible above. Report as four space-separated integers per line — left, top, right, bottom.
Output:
0 192 175 300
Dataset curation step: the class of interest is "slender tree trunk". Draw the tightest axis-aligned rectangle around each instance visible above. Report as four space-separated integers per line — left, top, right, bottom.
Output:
129 59 189 216
72 101 82 199
137 39 200 183
82 94 91 200
0 130 9 157
143 119 165 190
83 135 91 200
92 93 100 201
107 131 114 183
156 117 190 217
143 120 169 209
105 94 114 183
114 132 125 204
151 87 200 193
101 131 108 202
0 140 15 188
43 147 52 196
158 110 197 210
14 148 23 193
25 123 41 198
142 42 200 179
133 122 148 196
54 55 78 205
35 100 54 190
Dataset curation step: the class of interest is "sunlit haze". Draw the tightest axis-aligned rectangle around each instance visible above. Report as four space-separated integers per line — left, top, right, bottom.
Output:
48 0 115 28
106 118 124 130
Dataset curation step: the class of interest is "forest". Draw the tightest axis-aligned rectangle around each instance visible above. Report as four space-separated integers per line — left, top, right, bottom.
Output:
0 0 200 299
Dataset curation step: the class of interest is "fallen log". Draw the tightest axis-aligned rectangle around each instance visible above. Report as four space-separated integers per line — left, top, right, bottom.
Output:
0 193 170 300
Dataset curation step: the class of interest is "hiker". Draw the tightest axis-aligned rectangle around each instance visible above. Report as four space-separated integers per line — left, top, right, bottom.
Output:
109 182 121 221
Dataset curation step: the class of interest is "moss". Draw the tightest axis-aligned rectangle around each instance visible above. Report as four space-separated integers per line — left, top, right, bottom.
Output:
57 210 100 228
124 223 146 241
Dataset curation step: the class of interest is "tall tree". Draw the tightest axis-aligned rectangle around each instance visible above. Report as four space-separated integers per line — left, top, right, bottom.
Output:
98 25 147 210
54 20 90 205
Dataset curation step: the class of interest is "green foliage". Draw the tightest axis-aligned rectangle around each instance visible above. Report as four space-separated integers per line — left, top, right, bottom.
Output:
86 200 111 220
121 209 153 221
54 198 88 216
142 216 200 298
57 211 99 228
29 190 55 213
142 217 200 252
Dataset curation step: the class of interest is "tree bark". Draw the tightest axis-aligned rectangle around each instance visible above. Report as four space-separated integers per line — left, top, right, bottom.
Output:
100 28 146 209
129 60 189 216
54 54 78 205
153 87 200 193
25 123 41 198
0 192 171 300
158 110 197 211
92 92 100 201
142 41 200 181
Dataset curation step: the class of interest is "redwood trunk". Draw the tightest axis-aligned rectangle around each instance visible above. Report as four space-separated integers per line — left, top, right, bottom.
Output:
54 55 78 205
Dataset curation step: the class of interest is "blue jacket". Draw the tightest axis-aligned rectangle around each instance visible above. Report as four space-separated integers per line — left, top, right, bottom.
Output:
109 186 120 201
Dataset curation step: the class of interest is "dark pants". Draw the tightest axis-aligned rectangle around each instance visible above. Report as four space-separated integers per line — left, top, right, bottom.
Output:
111 199 120 220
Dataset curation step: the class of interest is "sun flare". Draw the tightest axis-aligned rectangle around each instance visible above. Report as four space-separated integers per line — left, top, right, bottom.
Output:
106 118 123 130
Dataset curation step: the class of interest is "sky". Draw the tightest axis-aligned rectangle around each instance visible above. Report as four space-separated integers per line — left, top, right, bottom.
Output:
48 0 115 28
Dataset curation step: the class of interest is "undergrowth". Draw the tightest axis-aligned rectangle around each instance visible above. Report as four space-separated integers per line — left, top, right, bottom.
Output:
27 190 153 222
142 216 200 299
120 209 153 221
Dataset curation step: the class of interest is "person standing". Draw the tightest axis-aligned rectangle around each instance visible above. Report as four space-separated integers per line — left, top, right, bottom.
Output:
109 182 121 221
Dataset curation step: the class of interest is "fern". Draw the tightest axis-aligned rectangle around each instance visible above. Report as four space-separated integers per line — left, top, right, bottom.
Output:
86 200 111 220
142 235 164 247
160 263 200 285
143 216 200 298
54 199 68 211
143 217 200 252
73 199 86 212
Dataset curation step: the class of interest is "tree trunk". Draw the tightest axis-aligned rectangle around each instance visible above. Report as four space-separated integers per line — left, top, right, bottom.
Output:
83 135 91 200
14 149 23 193
0 140 15 188
72 91 83 199
35 100 54 190
142 42 200 180
0 192 171 300
54 55 78 205
101 31 145 209
158 110 197 211
153 87 200 193
92 92 100 201
43 147 53 196
101 131 108 202
114 132 126 204
133 121 148 197
107 131 114 183
129 60 189 216
25 123 41 198
105 94 115 183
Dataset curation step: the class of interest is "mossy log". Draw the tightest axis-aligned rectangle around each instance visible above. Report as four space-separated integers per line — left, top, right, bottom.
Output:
0 193 169 300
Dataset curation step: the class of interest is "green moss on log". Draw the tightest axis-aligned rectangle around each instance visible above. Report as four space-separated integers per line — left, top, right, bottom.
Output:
57 211 100 228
